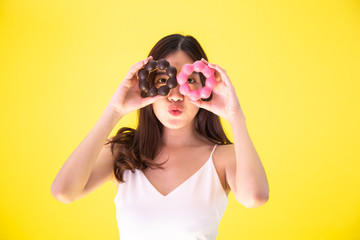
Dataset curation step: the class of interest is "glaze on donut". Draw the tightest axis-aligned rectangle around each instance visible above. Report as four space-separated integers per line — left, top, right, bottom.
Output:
177 61 217 101
137 59 178 97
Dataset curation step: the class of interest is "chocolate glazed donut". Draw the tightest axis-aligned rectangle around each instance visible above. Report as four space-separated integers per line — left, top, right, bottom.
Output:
137 59 178 98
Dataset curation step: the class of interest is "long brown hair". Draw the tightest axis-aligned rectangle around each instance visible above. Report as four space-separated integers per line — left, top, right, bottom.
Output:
105 34 232 183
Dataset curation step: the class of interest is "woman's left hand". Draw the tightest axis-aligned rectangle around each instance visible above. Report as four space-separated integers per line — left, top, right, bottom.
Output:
189 58 245 124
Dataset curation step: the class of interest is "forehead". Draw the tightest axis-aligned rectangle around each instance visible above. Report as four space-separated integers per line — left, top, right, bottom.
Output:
154 50 198 77
164 51 194 69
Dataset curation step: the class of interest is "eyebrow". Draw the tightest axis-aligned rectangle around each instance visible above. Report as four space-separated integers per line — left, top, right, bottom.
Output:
155 71 167 76
155 70 200 76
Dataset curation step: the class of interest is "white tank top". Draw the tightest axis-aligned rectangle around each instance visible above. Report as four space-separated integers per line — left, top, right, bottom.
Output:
114 144 228 240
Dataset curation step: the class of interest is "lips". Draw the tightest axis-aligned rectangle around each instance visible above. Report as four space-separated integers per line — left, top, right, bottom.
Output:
168 104 183 113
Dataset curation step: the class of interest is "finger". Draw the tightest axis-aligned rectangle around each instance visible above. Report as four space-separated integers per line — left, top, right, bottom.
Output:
208 62 217 69
212 81 227 95
200 59 231 87
202 60 220 77
127 56 153 80
144 56 153 63
131 56 151 70
141 94 166 107
213 64 233 87
201 59 215 69
136 56 153 71
205 63 232 87
200 58 209 65
189 98 201 107
200 61 221 84
189 98 211 112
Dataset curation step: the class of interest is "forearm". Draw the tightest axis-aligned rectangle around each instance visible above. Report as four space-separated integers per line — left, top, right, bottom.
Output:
51 106 122 199
230 115 269 206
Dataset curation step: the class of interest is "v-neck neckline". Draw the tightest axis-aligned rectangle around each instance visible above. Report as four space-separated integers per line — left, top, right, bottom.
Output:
140 145 217 198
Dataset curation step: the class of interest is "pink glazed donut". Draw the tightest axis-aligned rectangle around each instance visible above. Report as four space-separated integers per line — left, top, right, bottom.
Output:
177 61 217 101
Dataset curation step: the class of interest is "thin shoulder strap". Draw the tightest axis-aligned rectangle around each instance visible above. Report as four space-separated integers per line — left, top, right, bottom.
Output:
209 144 218 158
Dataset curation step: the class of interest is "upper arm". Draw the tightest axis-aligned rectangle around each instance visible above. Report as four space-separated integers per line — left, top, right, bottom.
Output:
224 144 266 208
222 144 237 197
222 144 251 207
73 142 117 202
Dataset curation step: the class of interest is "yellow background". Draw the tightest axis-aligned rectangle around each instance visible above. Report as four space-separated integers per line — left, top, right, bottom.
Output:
1 0 359 239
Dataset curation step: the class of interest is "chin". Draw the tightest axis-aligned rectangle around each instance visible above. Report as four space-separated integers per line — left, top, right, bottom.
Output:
159 119 188 129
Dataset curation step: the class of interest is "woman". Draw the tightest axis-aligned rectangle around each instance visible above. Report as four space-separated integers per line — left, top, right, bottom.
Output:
51 34 269 239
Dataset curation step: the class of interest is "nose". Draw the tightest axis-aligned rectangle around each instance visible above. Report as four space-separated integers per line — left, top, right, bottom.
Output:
167 84 183 102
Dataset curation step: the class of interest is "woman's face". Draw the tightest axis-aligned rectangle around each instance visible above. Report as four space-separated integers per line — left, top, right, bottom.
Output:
152 50 202 129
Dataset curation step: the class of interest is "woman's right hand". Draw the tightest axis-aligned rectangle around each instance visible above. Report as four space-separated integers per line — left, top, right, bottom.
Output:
107 56 166 117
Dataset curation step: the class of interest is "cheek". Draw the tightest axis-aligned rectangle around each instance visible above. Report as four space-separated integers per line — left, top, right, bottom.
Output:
187 101 200 115
152 100 166 119
152 102 160 116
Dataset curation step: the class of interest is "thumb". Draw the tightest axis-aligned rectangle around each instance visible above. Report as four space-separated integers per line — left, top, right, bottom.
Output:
189 99 201 108
141 94 166 107
190 98 212 111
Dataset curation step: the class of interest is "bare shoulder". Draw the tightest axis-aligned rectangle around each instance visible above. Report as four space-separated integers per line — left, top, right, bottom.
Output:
213 144 236 161
213 144 236 170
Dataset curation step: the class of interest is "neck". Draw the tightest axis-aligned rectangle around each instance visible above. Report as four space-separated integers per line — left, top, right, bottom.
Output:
161 123 203 147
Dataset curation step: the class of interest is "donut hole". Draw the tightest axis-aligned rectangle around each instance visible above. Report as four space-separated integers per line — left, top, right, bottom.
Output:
147 71 157 87
199 72 213 101
199 72 206 86
153 70 169 87
186 71 203 91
